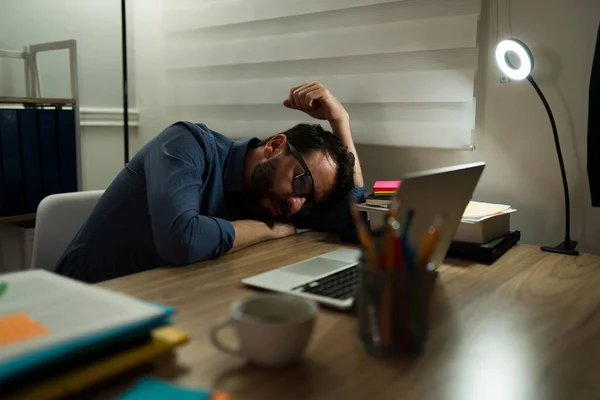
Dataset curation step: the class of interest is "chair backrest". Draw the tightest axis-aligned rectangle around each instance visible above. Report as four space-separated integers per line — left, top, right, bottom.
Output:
31 190 104 271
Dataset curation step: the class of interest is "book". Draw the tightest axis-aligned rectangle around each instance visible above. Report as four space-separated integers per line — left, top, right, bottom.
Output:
56 109 78 193
117 377 231 400
453 212 512 243
18 110 43 213
366 193 393 207
37 110 60 199
0 110 24 216
5 326 189 400
0 270 173 385
373 180 401 192
446 231 521 263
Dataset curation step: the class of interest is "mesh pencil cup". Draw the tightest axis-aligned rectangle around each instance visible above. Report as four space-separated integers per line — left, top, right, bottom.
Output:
356 261 437 357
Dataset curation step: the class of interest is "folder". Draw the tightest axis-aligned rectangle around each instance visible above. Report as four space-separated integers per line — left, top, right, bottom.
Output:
18 109 43 213
56 109 78 193
0 270 175 386
37 109 60 198
0 110 24 216
6 326 189 400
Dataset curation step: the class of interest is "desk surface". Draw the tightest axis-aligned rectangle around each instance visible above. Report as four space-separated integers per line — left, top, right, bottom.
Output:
97 232 600 400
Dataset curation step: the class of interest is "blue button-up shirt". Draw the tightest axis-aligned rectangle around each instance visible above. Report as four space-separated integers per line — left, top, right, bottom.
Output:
56 122 366 283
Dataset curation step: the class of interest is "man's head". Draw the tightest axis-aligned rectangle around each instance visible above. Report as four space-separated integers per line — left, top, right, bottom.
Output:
245 124 355 218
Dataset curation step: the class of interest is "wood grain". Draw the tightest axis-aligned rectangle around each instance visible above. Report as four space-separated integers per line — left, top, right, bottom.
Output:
92 232 600 400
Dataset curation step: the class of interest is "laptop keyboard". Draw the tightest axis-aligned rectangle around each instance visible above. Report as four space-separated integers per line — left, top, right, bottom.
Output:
293 265 359 300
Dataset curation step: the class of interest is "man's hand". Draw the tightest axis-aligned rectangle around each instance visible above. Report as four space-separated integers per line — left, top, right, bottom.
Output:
268 221 298 239
283 82 349 123
283 82 364 188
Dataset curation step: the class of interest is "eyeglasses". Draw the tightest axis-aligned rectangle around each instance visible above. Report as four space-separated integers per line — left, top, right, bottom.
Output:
287 142 315 203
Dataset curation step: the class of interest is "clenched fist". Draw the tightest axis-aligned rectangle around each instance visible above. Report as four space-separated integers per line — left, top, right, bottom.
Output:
283 82 349 123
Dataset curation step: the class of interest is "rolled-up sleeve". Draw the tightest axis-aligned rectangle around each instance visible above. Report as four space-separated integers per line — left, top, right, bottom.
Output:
143 124 235 265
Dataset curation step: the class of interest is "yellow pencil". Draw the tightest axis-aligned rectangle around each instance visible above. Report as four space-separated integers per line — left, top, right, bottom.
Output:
350 204 377 266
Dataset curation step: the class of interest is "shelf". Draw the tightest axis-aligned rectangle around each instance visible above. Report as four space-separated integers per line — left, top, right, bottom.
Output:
0 96 76 105
0 213 36 224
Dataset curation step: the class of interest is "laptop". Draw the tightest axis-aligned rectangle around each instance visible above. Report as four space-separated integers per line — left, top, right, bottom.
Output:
242 162 485 310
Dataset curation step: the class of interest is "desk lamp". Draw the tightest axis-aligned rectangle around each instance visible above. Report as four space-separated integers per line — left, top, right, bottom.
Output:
495 39 578 255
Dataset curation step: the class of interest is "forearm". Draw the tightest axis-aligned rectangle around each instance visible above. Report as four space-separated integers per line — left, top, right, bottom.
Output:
229 220 276 253
329 117 364 188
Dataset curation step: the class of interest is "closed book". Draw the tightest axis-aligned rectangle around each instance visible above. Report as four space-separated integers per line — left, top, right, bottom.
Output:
0 270 174 386
446 231 521 263
56 109 78 193
366 193 393 207
0 110 24 216
453 213 511 243
374 191 395 196
18 110 43 213
37 110 60 198
373 180 401 192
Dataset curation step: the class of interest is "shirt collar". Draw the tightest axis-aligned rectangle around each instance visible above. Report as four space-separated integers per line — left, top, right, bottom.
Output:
223 137 258 192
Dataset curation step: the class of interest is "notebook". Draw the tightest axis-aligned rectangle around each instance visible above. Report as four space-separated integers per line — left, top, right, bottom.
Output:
6 326 189 400
0 270 173 385
373 180 401 193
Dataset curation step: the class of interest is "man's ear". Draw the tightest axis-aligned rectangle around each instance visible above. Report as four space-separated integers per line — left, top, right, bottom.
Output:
263 134 288 159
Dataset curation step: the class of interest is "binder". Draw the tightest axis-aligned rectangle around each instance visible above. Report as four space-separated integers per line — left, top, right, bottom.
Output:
0 110 24 216
37 109 60 199
56 109 78 193
5 326 189 400
446 230 521 264
18 109 43 213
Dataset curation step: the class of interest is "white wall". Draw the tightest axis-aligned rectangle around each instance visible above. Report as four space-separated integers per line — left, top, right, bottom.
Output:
0 0 132 190
357 0 600 253
4 0 598 255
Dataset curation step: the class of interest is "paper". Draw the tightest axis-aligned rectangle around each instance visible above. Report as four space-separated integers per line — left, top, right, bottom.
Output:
462 201 511 219
118 377 227 400
0 270 164 364
0 312 49 347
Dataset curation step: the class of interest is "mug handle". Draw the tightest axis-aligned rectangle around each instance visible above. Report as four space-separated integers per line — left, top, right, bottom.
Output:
210 316 242 357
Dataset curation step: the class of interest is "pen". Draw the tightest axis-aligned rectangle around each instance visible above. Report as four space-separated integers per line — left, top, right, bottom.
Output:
419 216 443 269
350 203 377 266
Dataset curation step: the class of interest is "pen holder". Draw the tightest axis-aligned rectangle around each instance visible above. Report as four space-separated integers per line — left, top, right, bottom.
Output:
356 262 437 357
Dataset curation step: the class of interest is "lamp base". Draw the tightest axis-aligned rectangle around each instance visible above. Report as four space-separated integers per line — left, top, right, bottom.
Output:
541 241 579 256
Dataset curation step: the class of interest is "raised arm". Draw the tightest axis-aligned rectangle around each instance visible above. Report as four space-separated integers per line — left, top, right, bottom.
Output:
284 82 364 188
284 83 367 232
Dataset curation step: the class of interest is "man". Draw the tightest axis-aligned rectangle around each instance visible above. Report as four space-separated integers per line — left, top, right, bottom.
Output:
56 82 365 283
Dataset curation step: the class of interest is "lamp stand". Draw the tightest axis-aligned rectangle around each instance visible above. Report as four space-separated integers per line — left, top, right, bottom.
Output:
527 76 579 256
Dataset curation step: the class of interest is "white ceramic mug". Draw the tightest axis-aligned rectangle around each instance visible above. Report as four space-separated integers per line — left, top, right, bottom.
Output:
210 294 318 367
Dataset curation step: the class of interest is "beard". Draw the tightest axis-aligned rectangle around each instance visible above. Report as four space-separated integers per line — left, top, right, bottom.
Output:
247 157 291 219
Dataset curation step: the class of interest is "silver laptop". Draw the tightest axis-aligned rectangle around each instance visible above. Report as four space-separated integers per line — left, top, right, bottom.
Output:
242 162 485 310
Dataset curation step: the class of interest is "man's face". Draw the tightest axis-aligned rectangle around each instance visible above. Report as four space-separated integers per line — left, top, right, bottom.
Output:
247 138 337 218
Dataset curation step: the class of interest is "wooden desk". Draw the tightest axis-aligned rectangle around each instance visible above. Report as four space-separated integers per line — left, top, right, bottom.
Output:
97 232 600 400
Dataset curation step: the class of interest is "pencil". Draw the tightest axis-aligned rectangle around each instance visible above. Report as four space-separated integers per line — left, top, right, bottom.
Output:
350 203 377 266
419 215 444 268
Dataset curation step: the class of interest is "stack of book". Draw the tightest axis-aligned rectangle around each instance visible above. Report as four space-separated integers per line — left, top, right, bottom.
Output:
356 200 519 263
366 180 401 207
448 201 519 263
1 270 190 400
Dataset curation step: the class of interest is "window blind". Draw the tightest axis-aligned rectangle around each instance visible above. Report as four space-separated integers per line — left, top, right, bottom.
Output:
158 0 481 148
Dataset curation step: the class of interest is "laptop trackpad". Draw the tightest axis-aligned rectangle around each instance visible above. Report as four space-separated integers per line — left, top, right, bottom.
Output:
281 258 350 278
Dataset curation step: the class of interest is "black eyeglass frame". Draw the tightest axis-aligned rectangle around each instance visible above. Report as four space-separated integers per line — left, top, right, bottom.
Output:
287 142 316 204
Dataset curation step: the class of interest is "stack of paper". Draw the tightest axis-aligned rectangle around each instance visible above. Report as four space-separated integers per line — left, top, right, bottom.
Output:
461 201 516 223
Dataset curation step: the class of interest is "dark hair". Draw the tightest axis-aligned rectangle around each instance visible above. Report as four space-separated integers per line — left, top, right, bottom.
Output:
257 124 355 211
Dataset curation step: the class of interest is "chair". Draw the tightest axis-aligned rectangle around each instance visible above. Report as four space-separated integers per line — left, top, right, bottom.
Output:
31 190 104 271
